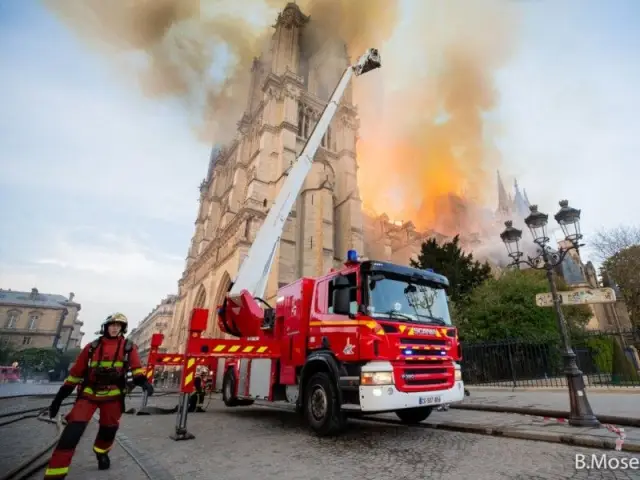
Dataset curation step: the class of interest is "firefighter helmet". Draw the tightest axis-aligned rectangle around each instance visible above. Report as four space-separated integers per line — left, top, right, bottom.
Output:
101 312 128 335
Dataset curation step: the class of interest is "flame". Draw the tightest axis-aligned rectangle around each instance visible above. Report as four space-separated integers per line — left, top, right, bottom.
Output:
44 0 519 236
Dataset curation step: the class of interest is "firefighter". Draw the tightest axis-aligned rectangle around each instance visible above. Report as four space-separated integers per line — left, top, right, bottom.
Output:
43 313 154 479
187 373 206 413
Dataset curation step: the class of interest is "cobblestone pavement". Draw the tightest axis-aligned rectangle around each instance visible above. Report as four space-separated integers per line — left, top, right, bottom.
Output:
463 389 640 418
0 396 162 479
116 396 640 479
2 394 639 480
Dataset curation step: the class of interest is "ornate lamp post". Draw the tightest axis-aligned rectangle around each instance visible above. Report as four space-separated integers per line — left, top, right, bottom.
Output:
500 200 600 428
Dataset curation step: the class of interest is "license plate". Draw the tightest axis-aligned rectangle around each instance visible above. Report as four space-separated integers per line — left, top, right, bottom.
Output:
419 395 442 405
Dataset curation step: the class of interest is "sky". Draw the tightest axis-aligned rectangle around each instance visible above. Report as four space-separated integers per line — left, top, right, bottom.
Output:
1 0 639 344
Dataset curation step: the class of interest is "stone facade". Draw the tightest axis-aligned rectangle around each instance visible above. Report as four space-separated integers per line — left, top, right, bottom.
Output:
0 288 84 351
167 3 363 352
128 295 176 364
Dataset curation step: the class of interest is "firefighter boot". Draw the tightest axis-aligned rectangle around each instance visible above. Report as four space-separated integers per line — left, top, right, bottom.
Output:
96 452 110 470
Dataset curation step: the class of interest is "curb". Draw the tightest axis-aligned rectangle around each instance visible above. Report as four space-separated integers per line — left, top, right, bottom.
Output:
450 403 640 428
466 386 640 395
362 417 640 454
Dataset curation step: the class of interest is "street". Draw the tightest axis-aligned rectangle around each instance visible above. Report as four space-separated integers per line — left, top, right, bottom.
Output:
2 385 639 479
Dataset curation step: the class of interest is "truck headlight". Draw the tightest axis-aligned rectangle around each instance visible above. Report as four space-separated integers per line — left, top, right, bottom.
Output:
361 371 394 385
455 369 462 382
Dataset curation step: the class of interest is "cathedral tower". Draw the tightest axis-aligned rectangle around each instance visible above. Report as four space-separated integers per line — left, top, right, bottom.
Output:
167 3 363 351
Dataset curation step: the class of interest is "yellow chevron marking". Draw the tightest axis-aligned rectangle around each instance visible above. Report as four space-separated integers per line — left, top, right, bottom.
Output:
229 345 240 353
184 373 193 387
242 346 254 353
187 358 195 369
213 345 226 352
173 357 181 362
162 357 171 362
257 346 268 353
408 328 415 336
398 325 407 333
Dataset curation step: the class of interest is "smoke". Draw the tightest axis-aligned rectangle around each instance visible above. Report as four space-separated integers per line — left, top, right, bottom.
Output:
356 0 520 234
44 0 520 239
43 0 276 141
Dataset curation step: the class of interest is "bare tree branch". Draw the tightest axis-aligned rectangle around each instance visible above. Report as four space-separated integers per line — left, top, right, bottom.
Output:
589 225 640 262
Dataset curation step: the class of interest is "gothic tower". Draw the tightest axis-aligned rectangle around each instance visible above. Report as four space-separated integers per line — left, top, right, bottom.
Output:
167 3 363 351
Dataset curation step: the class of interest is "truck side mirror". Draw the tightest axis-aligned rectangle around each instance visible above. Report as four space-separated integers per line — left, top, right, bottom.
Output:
333 275 352 316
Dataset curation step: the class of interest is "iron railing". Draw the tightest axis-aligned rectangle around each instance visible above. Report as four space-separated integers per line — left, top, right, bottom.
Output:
461 328 640 388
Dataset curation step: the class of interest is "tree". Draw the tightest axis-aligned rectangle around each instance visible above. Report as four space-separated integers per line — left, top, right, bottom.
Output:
602 245 640 326
590 225 640 262
15 347 61 374
410 235 492 305
0 342 17 364
455 268 592 341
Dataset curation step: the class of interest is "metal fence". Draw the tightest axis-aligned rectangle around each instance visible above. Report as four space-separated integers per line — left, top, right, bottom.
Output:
461 328 640 388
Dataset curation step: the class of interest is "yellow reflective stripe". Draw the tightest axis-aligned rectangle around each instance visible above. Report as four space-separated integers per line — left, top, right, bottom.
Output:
131 368 145 376
83 387 122 396
93 445 111 454
64 376 82 384
44 466 69 475
89 361 124 367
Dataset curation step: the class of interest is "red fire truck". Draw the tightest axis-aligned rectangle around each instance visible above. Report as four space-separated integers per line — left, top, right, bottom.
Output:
216 257 464 436
164 47 464 438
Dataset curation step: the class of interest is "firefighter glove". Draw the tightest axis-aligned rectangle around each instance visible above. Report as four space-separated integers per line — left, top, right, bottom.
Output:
49 384 75 418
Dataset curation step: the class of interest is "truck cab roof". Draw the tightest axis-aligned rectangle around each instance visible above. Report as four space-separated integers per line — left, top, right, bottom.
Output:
358 260 450 288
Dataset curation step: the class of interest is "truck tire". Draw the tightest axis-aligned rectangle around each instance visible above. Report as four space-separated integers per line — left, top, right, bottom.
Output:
222 369 254 407
303 372 346 436
395 407 433 424
222 369 239 407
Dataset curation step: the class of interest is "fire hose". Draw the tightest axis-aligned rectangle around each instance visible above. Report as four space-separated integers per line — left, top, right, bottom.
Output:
0 390 180 480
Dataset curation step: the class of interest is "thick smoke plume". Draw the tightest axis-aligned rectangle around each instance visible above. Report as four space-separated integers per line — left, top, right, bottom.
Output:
45 0 519 238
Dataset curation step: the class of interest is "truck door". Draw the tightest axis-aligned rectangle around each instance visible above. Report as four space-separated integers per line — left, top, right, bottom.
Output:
309 272 361 361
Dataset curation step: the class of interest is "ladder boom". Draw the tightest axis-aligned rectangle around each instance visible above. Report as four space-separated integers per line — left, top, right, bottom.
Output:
228 48 381 301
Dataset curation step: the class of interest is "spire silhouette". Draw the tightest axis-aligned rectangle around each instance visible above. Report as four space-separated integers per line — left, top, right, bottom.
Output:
496 170 510 214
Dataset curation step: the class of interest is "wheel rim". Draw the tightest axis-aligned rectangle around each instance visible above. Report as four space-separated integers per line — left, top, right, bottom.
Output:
309 385 327 421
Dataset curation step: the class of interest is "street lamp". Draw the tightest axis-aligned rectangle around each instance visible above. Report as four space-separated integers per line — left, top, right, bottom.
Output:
499 200 599 428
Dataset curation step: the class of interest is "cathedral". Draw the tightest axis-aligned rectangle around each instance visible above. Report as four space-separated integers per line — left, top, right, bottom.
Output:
165 3 533 351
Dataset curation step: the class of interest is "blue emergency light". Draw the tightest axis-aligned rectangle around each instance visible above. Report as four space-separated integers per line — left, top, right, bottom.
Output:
347 250 359 262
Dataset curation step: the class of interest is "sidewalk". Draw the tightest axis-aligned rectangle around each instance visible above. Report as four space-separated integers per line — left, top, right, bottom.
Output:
373 407 640 454
460 388 640 419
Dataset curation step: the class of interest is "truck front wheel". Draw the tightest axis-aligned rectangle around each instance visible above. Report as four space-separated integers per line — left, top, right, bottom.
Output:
303 372 346 436
395 407 433 424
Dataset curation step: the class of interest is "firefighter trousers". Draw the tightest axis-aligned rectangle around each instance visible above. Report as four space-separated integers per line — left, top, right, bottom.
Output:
188 390 205 412
44 397 123 479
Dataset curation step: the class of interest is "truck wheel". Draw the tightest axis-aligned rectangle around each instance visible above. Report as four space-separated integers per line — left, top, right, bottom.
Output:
222 369 239 407
222 369 254 407
304 372 346 436
395 407 433 424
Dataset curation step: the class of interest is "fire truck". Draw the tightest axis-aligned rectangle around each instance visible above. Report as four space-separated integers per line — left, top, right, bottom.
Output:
166 47 465 438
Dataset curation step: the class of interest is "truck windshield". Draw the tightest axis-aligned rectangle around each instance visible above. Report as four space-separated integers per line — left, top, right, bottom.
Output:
365 272 452 326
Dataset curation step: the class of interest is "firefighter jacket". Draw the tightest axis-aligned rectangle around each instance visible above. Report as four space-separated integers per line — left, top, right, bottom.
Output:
63 336 147 402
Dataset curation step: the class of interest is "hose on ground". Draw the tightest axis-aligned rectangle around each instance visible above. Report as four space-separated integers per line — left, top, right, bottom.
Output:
0 411 66 480
0 390 180 478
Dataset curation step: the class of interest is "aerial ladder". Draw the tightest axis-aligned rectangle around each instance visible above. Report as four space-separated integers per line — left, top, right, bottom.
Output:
161 48 383 440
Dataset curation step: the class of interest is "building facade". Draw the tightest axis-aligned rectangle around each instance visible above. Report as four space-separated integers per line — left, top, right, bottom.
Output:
167 3 363 352
128 295 176 364
0 288 84 351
